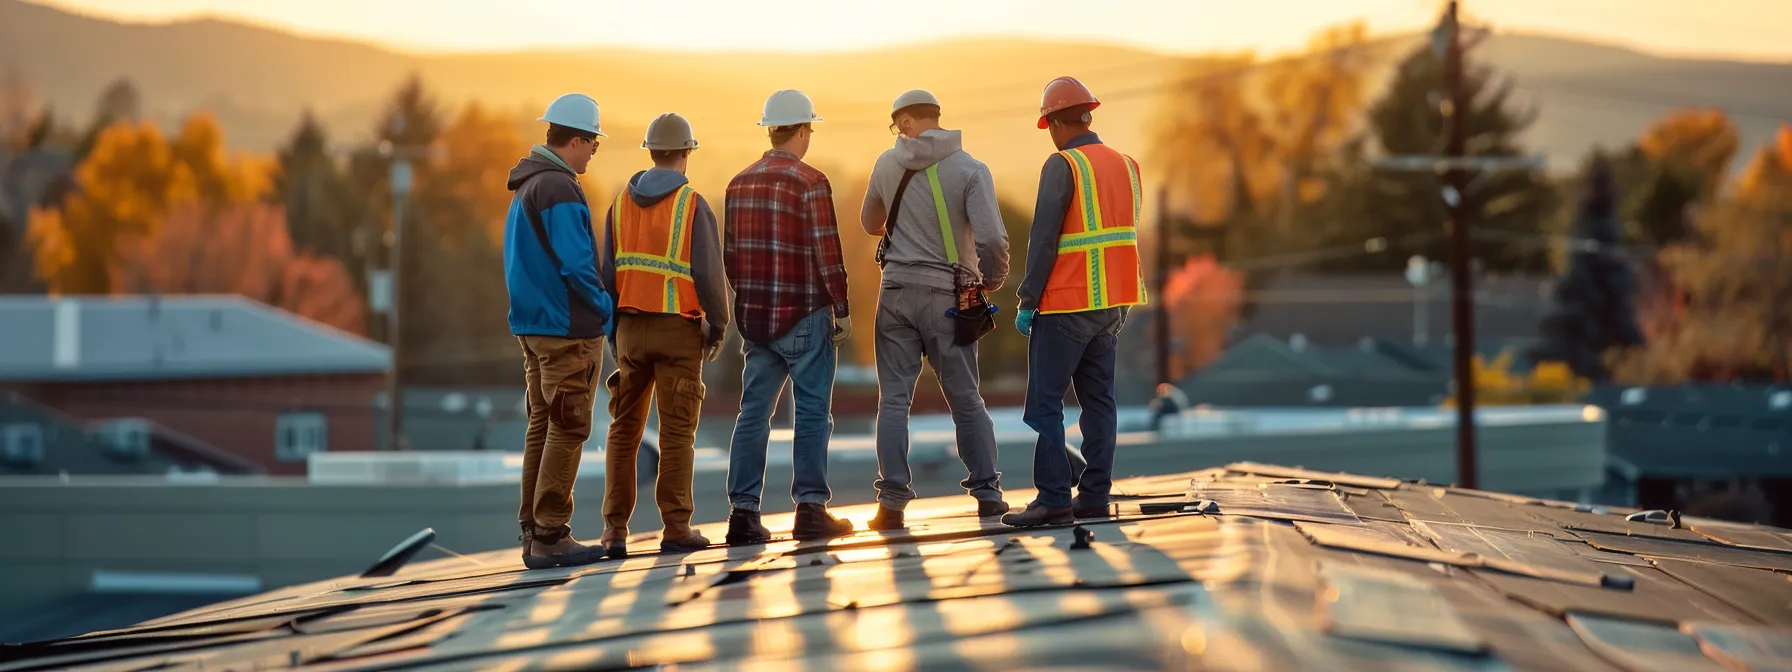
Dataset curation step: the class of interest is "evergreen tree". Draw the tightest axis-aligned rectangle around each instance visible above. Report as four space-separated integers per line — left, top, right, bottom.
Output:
1531 155 1643 380
272 111 353 264
1355 40 1558 274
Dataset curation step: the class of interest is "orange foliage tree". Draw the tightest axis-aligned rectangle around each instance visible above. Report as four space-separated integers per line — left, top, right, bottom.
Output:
1162 255 1246 381
116 202 367 335
27 121 194 293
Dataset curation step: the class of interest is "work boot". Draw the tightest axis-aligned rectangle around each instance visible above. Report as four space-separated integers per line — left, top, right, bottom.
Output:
660 531 712 554
599 529 627 560
978 499 1012 518
868 505 905 531
792 503 854 541
1072 494 1111 519
524 525 606 570
518 521 533 560
725 508 772 546
1001 502 1074 528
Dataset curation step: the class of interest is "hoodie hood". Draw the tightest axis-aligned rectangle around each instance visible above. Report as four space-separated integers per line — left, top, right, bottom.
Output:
507 146 573 191
893 128 963 170
626 167 691 207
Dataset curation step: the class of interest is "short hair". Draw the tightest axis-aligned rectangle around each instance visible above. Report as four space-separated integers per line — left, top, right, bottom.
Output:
545 123 597 148
768 123 808 147
892 104 941 122
650 148 692 166
1047 105 1094 129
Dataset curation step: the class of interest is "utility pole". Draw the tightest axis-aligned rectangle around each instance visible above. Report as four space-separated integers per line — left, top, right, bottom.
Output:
1372 1 1543 489
1442 0 1477 489
377 116 436 452
1155 187 1172 389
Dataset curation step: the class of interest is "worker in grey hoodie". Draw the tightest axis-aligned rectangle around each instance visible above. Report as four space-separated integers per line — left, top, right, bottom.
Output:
858 90 1011 529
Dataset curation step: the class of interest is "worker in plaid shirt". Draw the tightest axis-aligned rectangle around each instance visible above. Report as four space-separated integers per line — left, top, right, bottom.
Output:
721 90 856 546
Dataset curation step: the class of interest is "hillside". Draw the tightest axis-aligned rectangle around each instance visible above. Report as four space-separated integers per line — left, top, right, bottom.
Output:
4 0 1789 205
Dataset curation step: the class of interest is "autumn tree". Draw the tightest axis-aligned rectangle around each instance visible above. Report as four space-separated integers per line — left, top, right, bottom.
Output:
28 121 194 293
1615 127 1792 383
1631 109 1739 247
1150 24 1376 265
116 202 368 335
1162 255 1247 381
1356 37 1558 273
272 111 355 266
1531 154 1643 380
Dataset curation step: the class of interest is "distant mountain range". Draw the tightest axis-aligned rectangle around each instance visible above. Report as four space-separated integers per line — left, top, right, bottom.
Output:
3 0 1788 202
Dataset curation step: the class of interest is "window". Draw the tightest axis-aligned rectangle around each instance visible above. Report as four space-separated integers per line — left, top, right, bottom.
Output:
1 424 45 467
275 413 328 462
93 419 150 460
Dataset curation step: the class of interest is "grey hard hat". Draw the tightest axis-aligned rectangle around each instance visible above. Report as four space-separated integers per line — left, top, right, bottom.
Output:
642 112 699 150
890 89 941 116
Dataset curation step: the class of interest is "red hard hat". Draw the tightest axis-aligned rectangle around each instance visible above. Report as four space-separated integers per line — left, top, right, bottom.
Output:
1038 76 1100 129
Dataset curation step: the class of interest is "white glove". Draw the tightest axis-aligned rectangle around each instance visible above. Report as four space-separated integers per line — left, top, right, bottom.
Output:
832 316 851 346
702 342 722 363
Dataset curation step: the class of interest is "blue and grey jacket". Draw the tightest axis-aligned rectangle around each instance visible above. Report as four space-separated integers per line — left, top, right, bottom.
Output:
503 146 613 338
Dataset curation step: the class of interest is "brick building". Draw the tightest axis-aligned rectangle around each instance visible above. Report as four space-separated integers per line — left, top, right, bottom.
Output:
0 296 390 475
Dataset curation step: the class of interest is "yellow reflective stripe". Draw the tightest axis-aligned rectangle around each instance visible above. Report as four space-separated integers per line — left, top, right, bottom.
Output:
1062 149 1106 308
665 187 696 313
1057 227 1137 254
610 191 625 241
1062 149 1103 233
925 166 958 266
615 253 693 280
1125 156 1141 226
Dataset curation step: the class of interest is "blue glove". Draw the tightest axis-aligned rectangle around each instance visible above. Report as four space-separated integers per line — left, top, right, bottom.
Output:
1016 309 1037 337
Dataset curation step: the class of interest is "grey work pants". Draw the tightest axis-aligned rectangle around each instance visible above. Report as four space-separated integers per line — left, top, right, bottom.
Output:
872 280 1003 510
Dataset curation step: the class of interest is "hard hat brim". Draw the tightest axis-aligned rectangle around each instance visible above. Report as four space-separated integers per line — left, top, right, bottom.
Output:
1037 101 1100 129
539 116 607 137
757 115 823 127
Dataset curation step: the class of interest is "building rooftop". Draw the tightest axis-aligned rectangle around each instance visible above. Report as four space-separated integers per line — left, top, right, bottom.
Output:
5 461 1788 670
0 295 390 382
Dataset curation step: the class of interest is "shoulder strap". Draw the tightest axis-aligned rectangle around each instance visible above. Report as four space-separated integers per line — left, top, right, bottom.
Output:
524 200 565 270
875 169 920 268
924 165 958 266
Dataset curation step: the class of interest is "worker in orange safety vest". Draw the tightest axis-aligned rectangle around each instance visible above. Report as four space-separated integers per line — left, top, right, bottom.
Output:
1003 76 1146 528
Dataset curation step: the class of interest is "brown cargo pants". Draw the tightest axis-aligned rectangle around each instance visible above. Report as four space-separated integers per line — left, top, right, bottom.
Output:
517 335 603 532
601 313 707 541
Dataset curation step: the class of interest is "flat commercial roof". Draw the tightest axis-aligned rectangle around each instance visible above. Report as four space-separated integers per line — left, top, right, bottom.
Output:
4 462 1789 670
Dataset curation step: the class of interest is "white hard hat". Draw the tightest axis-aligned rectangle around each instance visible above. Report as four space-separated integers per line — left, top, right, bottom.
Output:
891 89 941 115
539 93 606 137
642 113 699 150
759 89 823 127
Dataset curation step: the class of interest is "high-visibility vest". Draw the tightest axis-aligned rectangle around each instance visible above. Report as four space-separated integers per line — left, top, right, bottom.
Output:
610 185 703 319
1037 143 1147 314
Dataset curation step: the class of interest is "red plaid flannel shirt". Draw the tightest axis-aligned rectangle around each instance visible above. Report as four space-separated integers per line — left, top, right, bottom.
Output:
723 150 851 344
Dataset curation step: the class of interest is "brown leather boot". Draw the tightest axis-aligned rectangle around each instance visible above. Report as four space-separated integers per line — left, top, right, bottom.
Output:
524 525 606 570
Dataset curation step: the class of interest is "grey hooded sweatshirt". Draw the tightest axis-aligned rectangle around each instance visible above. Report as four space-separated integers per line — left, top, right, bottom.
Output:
598 167 731 343
859 129 1009 291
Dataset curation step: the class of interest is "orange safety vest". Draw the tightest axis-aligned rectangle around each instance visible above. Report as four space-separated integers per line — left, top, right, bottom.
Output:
610 185 703 319
1038 143 1147 314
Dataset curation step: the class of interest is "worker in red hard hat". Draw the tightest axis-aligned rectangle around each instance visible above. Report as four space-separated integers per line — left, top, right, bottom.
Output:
1004 76 1147 528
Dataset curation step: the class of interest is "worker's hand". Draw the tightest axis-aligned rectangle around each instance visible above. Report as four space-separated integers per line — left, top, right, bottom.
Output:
702 341 723 363
1015 309 1037 337
832 316 852 346
599 293 617 340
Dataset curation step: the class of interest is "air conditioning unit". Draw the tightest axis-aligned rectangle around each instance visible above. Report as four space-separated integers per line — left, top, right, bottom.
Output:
93 419 152 461
1 424 45 468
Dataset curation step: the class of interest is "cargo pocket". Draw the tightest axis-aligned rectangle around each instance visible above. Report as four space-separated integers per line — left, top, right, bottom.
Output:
663 377 707 432
549 361 597 439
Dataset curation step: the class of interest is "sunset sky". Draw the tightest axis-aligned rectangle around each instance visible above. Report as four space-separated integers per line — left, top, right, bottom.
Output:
30 0 1792 62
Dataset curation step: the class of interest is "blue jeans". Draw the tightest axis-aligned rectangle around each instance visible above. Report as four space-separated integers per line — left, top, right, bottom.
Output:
726 308 837 511
1023 309 1124 509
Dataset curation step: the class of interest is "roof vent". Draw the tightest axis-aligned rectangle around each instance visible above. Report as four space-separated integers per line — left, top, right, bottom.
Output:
1289 333 1309 352
1620 388 1647 406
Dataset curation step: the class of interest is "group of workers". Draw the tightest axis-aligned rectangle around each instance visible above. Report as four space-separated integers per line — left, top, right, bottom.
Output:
504 76 1143 569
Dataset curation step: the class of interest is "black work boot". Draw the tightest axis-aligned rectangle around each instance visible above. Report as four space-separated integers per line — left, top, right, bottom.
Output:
1001 502 1074 528
599 529 627 560
524 525 606 570
792 503 854 541
868 505 905 531
978 499 1012 518
660 530 712 554
725 508 772 546
1072 494 1111 519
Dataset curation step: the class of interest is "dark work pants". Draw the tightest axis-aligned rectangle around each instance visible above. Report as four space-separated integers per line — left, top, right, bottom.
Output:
1022 308 1125 509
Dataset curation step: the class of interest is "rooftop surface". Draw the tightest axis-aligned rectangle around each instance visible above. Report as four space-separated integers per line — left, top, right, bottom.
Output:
4 461 1790 671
